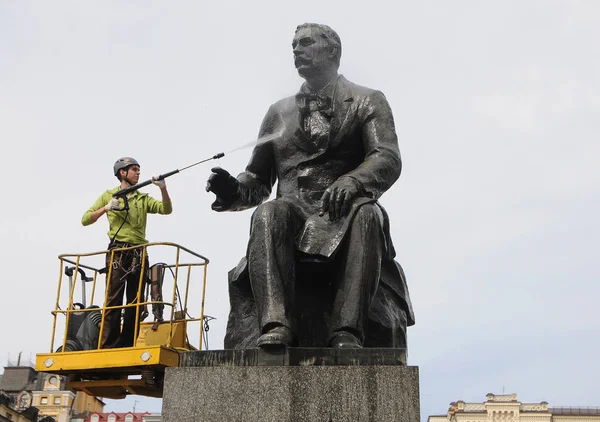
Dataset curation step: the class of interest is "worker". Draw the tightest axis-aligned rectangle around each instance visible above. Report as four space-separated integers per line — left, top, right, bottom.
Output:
82 157 173 348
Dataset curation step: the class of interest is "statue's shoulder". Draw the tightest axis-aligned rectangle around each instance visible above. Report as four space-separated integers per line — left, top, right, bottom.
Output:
338 75 384 100
269 95 297 114
338 76 393 115
259 95 297 129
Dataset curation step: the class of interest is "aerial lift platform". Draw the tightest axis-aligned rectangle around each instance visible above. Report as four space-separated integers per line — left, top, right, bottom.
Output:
35 242 210 399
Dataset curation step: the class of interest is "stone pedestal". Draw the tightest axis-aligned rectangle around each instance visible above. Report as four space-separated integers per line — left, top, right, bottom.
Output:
162 348 420 422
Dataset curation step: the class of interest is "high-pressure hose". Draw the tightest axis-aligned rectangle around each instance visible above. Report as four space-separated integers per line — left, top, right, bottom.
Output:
112 152 225 211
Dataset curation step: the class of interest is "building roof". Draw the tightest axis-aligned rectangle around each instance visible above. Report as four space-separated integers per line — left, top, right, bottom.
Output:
0 367 38 392
430 394 600 420
550 407 600 416
87 412 151 421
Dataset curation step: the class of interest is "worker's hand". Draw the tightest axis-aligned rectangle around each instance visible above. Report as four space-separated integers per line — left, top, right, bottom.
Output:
152 176 166 189
206 167 240 211
320 177 361 221
105 198 121 211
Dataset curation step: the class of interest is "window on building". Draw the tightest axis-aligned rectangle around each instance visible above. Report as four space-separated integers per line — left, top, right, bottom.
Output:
90 414 99 422
53 396 61 405
108 414 116 422
40 396 48 405
125 414 134 422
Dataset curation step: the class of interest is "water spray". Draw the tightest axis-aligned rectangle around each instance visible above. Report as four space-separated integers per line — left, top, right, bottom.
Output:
112 128 284 210
225 129 284 154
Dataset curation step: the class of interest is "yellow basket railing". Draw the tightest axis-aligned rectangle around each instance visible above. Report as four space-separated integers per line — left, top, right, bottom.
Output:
48 242 209 354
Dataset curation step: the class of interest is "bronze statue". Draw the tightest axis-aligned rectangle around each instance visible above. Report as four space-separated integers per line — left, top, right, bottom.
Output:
207 23 414 349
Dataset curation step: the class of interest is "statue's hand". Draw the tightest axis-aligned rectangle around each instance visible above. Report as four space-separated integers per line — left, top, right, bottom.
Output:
319 177 360 221
206 167 240 211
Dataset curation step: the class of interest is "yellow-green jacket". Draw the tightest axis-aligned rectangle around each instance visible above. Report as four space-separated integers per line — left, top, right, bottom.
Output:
82 186 172 245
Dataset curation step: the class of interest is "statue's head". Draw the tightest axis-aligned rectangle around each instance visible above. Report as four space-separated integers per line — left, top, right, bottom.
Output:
293 23 342 81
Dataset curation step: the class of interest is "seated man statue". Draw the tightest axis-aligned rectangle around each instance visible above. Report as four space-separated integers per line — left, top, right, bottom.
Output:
206 23 414 349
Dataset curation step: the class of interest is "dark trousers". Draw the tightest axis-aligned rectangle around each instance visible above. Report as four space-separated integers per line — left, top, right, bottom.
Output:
101 243 148 348
248 200 383 343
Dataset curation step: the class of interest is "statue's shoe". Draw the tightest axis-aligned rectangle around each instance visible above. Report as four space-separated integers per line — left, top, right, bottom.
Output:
257 326 295 348
329 331 363 349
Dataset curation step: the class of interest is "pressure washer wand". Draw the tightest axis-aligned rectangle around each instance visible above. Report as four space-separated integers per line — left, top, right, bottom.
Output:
113 152 225 202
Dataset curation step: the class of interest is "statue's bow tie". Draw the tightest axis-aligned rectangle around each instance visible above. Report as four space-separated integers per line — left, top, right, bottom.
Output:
295 92 333 116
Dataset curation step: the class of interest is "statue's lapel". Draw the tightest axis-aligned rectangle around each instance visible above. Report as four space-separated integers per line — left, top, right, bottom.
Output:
329 76 356 148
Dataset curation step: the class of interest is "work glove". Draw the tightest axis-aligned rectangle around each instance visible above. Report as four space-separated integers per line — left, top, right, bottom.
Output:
105 198 121 211
206 167 240 211
152 176 166 189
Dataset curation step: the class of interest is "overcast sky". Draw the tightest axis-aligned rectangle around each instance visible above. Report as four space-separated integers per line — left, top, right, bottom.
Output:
1 1 599 420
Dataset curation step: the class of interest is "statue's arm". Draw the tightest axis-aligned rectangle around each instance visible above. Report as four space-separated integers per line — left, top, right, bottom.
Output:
343 90 402 200
228 106 278 210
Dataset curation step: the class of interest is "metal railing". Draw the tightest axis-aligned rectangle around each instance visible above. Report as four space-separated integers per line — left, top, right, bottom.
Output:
48 242 209 354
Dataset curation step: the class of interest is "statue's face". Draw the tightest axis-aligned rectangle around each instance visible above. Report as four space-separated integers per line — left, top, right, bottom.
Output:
292 27 336 80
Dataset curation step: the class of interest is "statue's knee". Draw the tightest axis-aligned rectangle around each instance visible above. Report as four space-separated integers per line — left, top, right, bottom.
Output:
252 201 293 226
354 204 383 227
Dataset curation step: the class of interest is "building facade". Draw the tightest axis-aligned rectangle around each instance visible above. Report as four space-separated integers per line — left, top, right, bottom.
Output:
0 391 38 422
32 372 104 422
428 393 600 422
0 365 104 422
84 412 151 422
